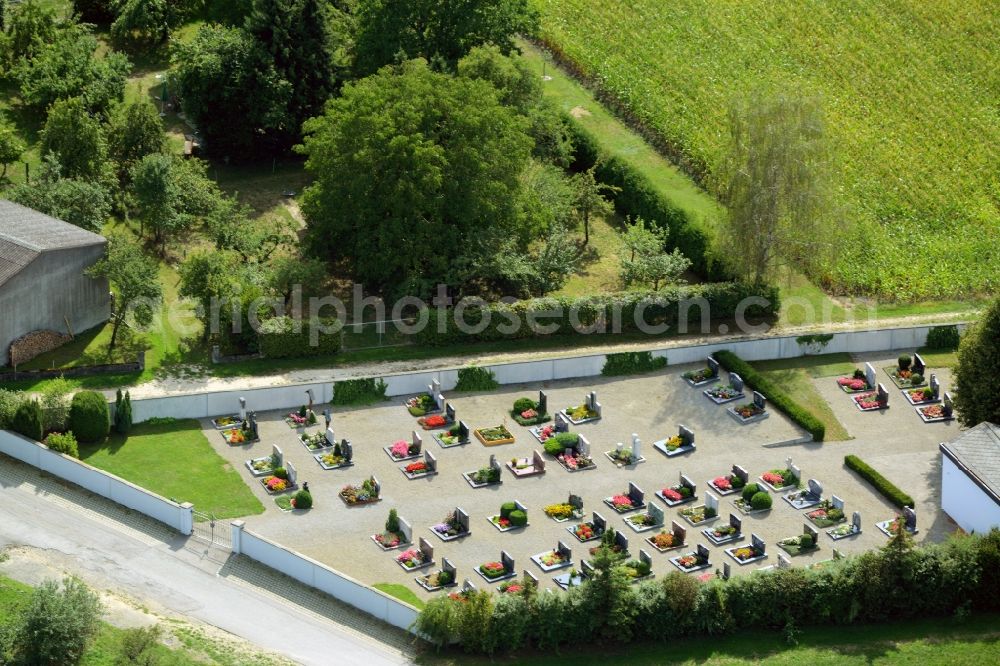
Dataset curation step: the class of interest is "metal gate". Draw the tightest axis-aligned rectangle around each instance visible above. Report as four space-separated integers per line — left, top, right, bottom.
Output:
192 510 231 549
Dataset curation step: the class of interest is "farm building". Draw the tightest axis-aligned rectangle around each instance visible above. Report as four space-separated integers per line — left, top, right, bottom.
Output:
939 422 1000 534
0 200 110 365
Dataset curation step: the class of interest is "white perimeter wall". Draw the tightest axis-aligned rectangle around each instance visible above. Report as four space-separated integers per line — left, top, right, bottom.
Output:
129 324 967 423
231 522 418 632
0 430 193 535
941 455 1000 534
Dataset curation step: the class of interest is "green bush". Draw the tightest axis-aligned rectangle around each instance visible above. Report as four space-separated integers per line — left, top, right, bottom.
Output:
909 373 924 385
513 397 537 413
437 570 454 586
258 316 341 359
331 377 388 405
293 490 313 510
273 467 289 480
508 509 527 527
500 502 517 519
9 577 102 666
925 325 961 350
68 391 110 444
601 351 667 376
0 389 25 430
11 400 43 441
714 350 826 441
544 439 567 456
454 366 500 392
116 625 162 665
730 475 745 489
113 389 133 435
741 483 760 502
853 368 865 380
750 492 772 511
553 432 579 447
952 297 1000 426
679 486 693 498
898 354 912 370
798 533 814 548
45 432 78 458
844 455 914 508
386 508 400 533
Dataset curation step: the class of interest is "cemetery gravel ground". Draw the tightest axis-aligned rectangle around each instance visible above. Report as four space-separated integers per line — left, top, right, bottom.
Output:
208 352 958 600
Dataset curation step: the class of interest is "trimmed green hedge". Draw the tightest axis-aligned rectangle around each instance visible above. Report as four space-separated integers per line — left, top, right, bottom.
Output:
601 351 667 376
69 391 109 444
415 283 778 346
454 366 499 392
713 350 826 441
331 378 387 406
258 316 341 359
844 454 914 508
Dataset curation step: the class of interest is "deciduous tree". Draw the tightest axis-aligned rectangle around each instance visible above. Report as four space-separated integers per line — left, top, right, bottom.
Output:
0 122 25 178
87 234 162 351
618 216 691 289
7 155 111 232
8 578 102 666
38 97 108 180
106 97 165 181
953 296 1000 426
571 163 618 245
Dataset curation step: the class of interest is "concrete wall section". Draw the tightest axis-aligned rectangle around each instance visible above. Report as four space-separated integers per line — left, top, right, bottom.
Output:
0 430 193 534
941 455 1000 534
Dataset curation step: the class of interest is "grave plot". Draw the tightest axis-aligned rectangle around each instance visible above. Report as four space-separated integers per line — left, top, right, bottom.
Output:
605 434 646 466
384 431 423 462
511 391 552 427
778 524 820 556
704 371 746 405
543 431 596 472
652 424 696 457
406 379 443 416
560 391 602 425
669 543 712 574
261 461 298 495
758 553 792 573
371 511 412 551
499 570 539 595
477 551 517 583
728 391 770 424
284 404 318 429
544 494 584 523
530 412 570 444
624 499 665 533
683 357 720 387
506 450 546 478
784 479 825 510
837 362 878 394
759 458 801 492
708 464 749 496
300 428 333 453
246 445 283 477
434 421 471 449
448 580 477 601
657 472 698 507
679 491 720 526
622 550 654 583
917 392 955 423
732 483 773 515
807 549 845 571
587 529 630 562
725 533 768 565
417 403 456 431
568 511 606 543
531 540 574 572
604 482 646 514
396 537 435 572
646 520 687 553
553 561 593 590
474 424 516 447
210 414 242 430
853 384 890 411
884 353 928 389
462 454 503 488
401 450 438 480
704 513 744 546
828 511 863 540
415 558 457 592
221 412 260 445
430 507 471 542
805 495 847 528
314 438 353 470
904 374 942 405
488 500 529 532
876 506 919 537
339 475 381 506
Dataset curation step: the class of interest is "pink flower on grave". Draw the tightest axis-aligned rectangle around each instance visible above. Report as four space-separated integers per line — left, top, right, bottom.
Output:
521 409 538 419
662 488 682 502
391 440 410 458
713 476 732 491
611 494 633 510
762 472 785 486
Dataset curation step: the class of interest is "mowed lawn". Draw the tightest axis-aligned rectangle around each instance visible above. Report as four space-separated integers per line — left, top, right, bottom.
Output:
79 420 263 520
752 353 855 441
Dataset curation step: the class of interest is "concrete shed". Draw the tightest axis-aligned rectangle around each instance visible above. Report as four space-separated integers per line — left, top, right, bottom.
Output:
939 422 1000 534
0 200 110 363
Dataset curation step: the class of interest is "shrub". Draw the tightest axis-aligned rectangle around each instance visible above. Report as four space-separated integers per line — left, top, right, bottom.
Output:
331 377 388 405
953 297 1000 426
115 625 162 666
679 486 693 498
750 492 772 511
508 510 528 527
386 508 400 533
9 577 102 666
11 400 43 441
844 455 914 508
909 373 924 385
113 389 133 435
898 354 912 370
925 325 961 350
513 397 537 413
714 350 826 441
437 570 453 586
293 490 313 510
798 533 814 548
45 431 78 458
741 483 760 502
553 432 579 447
500 502 517 519
69 391 110 443
40 377 72 432
544 439 566 457
853 368 865 380
601 351 667 376
454 366 500 392
273 467 289 480
0 389 25 430
258 316 341 359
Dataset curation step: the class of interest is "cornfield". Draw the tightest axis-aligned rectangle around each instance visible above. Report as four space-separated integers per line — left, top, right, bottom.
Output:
534 0 1000 299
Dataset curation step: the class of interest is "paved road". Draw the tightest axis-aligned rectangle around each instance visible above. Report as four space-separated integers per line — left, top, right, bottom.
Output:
0 460 415 666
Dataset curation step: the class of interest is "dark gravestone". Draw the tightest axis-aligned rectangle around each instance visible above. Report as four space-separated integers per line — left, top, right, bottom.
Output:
730 372 744 393
342 441 353 463
730 513 742 535
569 494 584 511
929 374 940 399
593 512 607 533
554 413 570 433
458 420 470 443
751 533 766 556
707 356 720 377
913 353 926 377
538 391 548 416
628 482 645 506
614 531 629 554
903 506 917 532
501 551 515 574
753 391 767 411
696 543 711 561
445 403 456 423
876 383 889 406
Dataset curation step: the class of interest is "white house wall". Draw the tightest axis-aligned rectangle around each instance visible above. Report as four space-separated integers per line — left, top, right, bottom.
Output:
941 455 1000 534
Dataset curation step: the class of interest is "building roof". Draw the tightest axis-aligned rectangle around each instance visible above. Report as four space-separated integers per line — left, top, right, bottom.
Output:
0 200 106 288
940 422 1000 505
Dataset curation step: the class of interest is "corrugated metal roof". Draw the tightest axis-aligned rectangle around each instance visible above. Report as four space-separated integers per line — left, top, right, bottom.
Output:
941 422 1000 502
0 200 106 288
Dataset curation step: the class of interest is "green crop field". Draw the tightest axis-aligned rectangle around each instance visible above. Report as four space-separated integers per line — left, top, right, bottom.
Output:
532 0 1000 300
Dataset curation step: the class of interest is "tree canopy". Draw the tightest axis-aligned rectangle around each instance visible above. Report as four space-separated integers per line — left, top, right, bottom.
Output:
106 97 166 181
953 297 1000 427
39 96 108 181
87 233 162 350
8 155 111 232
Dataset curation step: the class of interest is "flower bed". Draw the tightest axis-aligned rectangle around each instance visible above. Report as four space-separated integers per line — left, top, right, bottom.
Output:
883 365 926 389
708 473 745 496
568 521 601 543
416 570 455 592
478 561 510 581
678 504 717 526
396 548 431 571
510 397 551 426
670 550 710 573
385 439 421 461
605 447 645 466
497 580 525 594
431 511 470 541
827 522 860 540
730 402 766 422
646 530 683 553
778 533 818 556
682 366 718 386
758 469 797 492
604 493 641 514
284 409 317 429
417 413 450 430
806 500 846 528
488 502 528 532
532 549 571 572
544 503 577 522
836 371 871 394
733 484 773 515
246 453 278 477
652 434 695 457
917 403 953 422
531 423 558 443
339 477 380 506
622 559 652 581
221 427 251 446
904 386 939 405
406 393 439 417
657 484 695 507
314 448 351 470
725 544 766 565
371 530 406 551
853 391 887 411
704 523 741 545
474 425 515 446
557 450 595 472
463 464 502 488
435 423 468 448
704 384 743 404
561 404 600 424
210 415 241 430
625 512 659 531
300 432 331 452
402 460 432 477
261 473 293 495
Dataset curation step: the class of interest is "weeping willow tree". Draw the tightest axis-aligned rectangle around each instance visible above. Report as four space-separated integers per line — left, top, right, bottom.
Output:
716 90 842 285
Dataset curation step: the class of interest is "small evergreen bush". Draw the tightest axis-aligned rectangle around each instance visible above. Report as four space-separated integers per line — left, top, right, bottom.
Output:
454 366 499 392
500 502 517 519
544 439 566 457
513 397 537 413
273 467 289 480
69 391 110 443
293 490 313 510
925 325 961 350
750 492 772 510
845 455 914 508
898 354 912 370
386 508 400 533
909 373 924 385
11 400 43 441
508 510 527 527
741 483 760 502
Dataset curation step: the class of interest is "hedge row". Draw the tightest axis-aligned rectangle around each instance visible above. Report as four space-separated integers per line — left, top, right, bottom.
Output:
713 350 826 441
414 283 778 346
565 119 730 281
844 454 915 508
331 378 387 406
601 351 667 376
258 316 341 359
